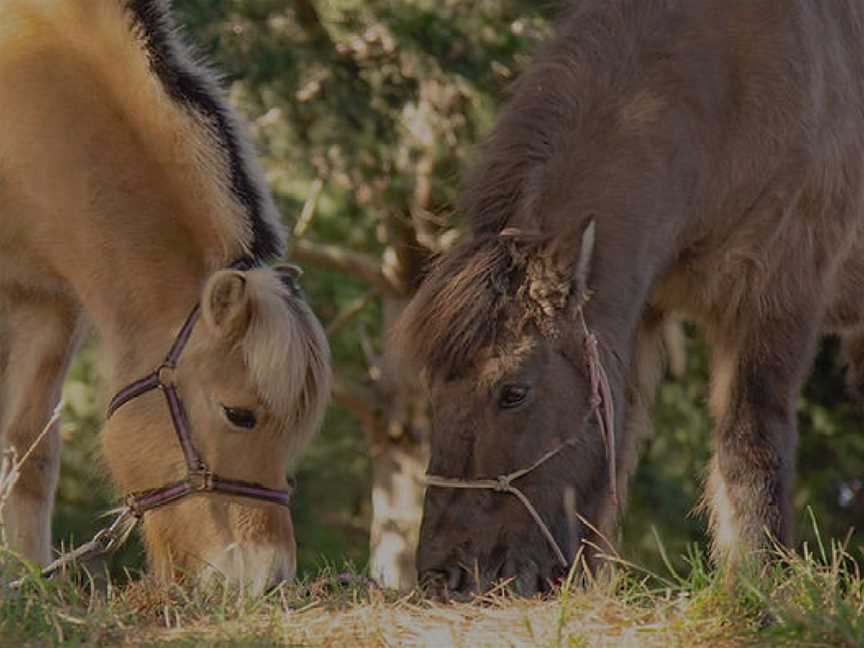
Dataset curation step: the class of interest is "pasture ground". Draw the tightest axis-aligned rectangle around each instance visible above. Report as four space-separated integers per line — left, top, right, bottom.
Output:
1 419 862 647
1 533 862 648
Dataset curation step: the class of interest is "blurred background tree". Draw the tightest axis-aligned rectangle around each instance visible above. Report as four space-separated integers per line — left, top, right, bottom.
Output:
49 0 864 589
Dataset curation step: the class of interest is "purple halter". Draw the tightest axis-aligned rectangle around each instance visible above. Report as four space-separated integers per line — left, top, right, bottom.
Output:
106 260 294 517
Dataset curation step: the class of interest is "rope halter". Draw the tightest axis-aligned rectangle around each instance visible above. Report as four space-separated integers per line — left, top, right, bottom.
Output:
425 303 617 570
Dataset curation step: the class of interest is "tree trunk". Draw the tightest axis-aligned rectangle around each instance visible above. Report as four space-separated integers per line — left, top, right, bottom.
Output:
368 436 427 590
367 297 429 590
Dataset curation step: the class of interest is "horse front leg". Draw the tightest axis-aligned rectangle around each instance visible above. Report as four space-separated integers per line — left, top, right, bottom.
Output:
0 294 79 566
592 307 668 543
704 313 820 569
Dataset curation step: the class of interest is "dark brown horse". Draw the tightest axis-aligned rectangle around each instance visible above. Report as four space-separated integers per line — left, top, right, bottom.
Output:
398 0 864 595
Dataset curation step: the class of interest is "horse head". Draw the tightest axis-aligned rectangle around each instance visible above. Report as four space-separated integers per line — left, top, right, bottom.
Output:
398 221 622 597
101 265 330 592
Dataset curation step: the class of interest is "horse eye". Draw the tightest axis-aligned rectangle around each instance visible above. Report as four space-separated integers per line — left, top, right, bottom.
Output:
222 406 257 429
498 384 530 410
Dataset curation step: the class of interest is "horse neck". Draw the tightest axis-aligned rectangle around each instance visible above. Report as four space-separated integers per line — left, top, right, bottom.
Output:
81 244 225 389
0 20 253 386
51 162 242 385
578 220 672 380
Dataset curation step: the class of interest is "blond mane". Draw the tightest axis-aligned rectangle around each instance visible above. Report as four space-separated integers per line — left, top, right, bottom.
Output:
242 270 331 457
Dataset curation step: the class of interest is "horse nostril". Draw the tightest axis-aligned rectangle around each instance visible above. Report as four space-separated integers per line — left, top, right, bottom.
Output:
419 566 466 597
419 569 444 588
418 569 435 582
419 569 450 600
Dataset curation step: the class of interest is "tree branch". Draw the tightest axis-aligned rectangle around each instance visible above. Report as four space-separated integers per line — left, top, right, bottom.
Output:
291 239 401 296
293 0 336 50
326 289 376 337
293 0 362 78
293 178 324 240
382 213 430 295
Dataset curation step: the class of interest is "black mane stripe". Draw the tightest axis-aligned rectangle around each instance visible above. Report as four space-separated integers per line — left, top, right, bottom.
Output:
125 0 282 262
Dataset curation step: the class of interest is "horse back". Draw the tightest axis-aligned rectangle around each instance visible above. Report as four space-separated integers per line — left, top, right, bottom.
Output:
637 0 864 328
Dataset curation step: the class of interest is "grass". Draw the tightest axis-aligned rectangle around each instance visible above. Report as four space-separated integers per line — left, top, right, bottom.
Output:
2 535 863 647
2 418 863 647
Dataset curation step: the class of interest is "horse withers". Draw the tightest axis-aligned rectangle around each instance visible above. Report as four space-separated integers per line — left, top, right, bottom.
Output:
399 0 864 595
0 1 330 592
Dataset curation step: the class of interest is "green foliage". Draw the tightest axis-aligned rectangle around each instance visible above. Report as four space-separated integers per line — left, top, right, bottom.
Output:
291 406 370 574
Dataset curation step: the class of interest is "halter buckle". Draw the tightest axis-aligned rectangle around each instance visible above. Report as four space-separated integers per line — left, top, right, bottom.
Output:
125 493 144 517
189 469 215 492
156 363 178 388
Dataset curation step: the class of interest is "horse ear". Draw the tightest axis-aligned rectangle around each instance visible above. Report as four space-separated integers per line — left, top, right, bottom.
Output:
549 216 596 293
202 270 251 339
575 218 596 294
274 263 303 281
274 263 304 294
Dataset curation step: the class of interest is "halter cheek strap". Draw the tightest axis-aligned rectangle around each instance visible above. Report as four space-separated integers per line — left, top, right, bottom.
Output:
106 260 295 516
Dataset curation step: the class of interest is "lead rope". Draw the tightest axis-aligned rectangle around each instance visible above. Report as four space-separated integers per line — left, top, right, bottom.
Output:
425 302 617 569
8 507 138 590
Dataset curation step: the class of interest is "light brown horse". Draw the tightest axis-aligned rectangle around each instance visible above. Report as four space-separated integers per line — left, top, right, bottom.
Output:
0 0 330 592
400 0 864 595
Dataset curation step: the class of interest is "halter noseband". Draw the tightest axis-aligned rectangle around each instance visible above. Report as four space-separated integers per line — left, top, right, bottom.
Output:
106 260 295 517
425 300 617 571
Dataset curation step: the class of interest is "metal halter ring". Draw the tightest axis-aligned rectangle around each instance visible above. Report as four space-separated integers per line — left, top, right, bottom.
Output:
188 469 215 492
